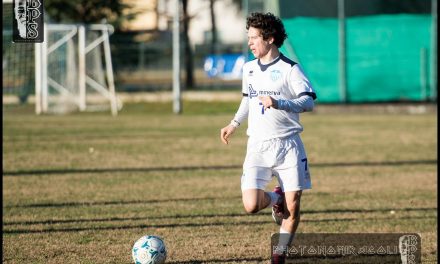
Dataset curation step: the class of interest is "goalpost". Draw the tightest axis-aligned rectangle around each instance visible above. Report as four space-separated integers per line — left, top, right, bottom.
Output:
35 23 122 116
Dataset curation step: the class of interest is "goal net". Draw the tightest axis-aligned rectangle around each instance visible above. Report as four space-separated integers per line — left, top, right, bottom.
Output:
35 24 122 115
3 0 35 103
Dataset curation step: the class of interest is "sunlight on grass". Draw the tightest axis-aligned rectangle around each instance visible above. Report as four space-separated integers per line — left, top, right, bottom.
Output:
3 102 437 263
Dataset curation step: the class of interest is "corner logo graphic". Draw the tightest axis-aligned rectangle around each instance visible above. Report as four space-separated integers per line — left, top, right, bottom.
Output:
399 235 419 264
13 0 44 43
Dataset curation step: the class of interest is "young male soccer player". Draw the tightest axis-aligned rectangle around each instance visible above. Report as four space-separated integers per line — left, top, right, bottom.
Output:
220 12 317 262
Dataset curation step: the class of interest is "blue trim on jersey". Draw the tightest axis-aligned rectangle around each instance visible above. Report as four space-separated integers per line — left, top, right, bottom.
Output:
257 53 297 72
279 53 297 67
257 57 281 72
298 92 317 100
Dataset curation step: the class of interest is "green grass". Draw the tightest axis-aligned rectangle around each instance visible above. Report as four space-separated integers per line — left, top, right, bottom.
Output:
2 102 437 263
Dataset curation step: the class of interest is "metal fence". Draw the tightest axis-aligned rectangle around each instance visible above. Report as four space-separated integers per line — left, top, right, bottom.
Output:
109 31 243 92
3 0 437 104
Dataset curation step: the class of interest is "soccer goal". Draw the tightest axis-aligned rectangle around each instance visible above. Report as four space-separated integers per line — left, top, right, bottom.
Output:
3 0 121 115
35 23 122 115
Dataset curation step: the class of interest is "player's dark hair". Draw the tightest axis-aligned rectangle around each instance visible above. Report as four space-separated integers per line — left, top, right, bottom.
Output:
246 12 287 48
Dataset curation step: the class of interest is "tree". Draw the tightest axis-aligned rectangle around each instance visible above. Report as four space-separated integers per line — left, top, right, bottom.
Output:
209 0 218 55
182 0 195 89
209 0 243 54
44 0 136 29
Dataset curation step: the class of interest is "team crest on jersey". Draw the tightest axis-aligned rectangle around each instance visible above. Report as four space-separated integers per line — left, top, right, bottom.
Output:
248 84 258 99
270 70 282 81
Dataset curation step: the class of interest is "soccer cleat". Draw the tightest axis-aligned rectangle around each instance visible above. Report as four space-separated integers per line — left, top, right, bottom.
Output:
271 186 284 225
271 252 286 264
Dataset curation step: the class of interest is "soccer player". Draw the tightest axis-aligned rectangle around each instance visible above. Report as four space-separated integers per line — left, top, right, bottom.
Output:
220 12 317 263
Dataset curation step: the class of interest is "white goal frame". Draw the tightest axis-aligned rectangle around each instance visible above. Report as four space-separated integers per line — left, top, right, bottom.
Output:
35 23 121 116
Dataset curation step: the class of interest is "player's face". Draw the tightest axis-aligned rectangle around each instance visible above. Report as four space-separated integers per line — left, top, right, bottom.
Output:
247 27 272 59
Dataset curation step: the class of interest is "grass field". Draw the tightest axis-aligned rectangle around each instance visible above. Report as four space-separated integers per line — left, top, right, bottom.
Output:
2 102 437 263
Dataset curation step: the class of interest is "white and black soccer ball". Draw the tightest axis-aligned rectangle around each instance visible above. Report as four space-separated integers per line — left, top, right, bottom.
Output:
132 235 167 264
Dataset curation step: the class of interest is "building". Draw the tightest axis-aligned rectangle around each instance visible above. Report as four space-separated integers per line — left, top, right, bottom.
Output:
121 0 246 48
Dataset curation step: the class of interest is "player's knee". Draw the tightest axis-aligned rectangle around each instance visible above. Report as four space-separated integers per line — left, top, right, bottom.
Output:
243 202 259 214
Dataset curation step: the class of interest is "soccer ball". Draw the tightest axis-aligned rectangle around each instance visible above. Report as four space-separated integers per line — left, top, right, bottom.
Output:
132 235 167 264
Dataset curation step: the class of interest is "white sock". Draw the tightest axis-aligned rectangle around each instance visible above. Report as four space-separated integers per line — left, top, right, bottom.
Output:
268 191 281 207
275 227 294 254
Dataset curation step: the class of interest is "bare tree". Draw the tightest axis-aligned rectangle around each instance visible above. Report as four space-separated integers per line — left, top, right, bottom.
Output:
182 0 195 89
209 0 244 54
45 0 136 29
209 0 218 55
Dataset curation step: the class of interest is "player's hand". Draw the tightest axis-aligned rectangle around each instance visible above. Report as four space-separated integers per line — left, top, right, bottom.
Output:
258 96 278 110
220 125 236 145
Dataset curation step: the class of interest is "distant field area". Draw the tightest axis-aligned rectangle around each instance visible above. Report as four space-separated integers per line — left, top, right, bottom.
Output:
2 102 437 263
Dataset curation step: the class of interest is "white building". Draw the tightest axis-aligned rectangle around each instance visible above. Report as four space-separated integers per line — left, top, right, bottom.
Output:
122 0 247 47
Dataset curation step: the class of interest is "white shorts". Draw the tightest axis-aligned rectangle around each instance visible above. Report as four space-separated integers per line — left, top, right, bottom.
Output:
241 134 312 192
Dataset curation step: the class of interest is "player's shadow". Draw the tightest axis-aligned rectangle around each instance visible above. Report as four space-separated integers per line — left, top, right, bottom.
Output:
3 207 436 234
4 215 436 235
3 196 243 208
3 207 435 226
3 159 437 176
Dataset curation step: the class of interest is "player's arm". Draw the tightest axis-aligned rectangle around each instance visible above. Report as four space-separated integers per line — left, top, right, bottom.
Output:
220 95 249 144
277 94 315 112
259 94 314 113
260 64 317 113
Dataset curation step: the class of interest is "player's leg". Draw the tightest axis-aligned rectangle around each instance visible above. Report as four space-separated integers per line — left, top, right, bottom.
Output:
271 185 285 225
280 190 302 237
271 190 302 263
242 189 270 213
272 135 311 261
241 167 281 214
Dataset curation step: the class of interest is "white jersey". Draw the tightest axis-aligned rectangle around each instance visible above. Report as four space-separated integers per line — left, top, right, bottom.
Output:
241 53 316 140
